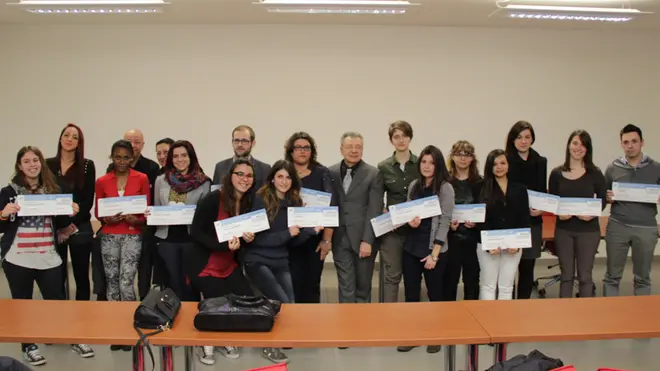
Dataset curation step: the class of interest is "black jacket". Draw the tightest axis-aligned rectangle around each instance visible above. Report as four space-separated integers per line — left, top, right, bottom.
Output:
0 184 72 259
487 350 563 371
46 157 96 227
506 148 547 226
477 181 531 243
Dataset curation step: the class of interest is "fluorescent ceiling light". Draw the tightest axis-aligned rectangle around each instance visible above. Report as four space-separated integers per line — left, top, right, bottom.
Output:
495 1 652 22
7 0 170 14
254 0 419 15
257 0 414 5
267 8 406 14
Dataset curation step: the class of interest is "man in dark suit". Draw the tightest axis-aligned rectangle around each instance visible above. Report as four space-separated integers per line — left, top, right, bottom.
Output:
212 125 271 190
329 132 384 303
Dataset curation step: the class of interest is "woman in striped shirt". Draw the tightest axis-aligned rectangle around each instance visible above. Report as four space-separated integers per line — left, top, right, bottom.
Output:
0 146 84 366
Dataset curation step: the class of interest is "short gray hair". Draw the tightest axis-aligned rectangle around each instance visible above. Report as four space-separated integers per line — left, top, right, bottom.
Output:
340 131 363 146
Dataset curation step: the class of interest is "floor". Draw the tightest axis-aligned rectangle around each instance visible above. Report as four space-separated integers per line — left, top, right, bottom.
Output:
0 257 657 371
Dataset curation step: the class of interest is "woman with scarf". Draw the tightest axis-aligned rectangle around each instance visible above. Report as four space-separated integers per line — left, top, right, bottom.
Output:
505 121 548 299
0 146 85 366
153 140 211 301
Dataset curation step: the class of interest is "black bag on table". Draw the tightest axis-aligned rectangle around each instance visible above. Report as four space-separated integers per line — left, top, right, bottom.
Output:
194 294 281 332
133 288 181 370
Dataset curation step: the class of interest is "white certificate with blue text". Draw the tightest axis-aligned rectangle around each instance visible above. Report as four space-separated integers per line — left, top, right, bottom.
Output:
480 228 532 251
16 194 73 217
97 195 148 217
370 212 405 238
612 182 660 204
214 209 270 243
527 190 560 214
556 197 602 217
452 204 486 223
301 188 332 207
287 207 339 228
210 184 222 192
388 195 442 225
147 205 196 226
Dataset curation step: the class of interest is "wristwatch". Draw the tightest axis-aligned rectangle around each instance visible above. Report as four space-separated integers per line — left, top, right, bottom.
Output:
322 240 331 245
431 255 439 262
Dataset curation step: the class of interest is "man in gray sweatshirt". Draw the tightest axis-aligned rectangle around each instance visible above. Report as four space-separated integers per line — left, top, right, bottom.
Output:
604 124 660 296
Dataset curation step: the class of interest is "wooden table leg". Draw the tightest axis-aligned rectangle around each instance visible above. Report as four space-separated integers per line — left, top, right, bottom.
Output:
466 344 479 371
443 345 456 371
161 346 174 371
184 346 196 371
494 343 507 364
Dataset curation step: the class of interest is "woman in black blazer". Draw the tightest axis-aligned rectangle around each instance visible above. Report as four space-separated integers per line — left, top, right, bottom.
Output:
477 149 531 300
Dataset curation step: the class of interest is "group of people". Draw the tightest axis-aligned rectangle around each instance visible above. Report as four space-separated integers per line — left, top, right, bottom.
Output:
0 120 658 367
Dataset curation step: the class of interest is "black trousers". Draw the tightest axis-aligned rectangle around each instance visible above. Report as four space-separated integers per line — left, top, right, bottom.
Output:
516 258 537 299
137 228 169 299
189 267 254 299
288 238 325 303
91 235 107 301
55 224 93 301
3 261 64 351
442 234 480 301
402 249 448 302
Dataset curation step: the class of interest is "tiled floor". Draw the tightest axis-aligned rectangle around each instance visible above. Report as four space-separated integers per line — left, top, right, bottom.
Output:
0 258 657 370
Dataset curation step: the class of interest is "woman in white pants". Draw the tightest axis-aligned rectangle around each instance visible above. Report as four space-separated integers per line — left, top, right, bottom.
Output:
477 149 531 300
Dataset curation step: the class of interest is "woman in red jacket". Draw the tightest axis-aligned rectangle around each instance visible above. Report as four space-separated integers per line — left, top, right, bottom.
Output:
94 140 150 351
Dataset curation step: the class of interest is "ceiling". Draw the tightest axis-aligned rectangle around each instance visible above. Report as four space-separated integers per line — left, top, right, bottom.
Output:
0 0 658 30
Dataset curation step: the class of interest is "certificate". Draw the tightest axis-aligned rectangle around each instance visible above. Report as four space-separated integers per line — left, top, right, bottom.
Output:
214 209 270 243
527 190 560 214
16 194 73 217
210 184 222 192
301 188 332 207
287 207 339 228
370 212 405 238
97 195 148 217
147 205 196 226
452 204 486 223
388 195 442 225
612 182 660 204
556 197 602 217
480 228 532 251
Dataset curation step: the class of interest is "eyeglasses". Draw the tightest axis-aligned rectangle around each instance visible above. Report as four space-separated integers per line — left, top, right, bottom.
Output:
232 171 254 180
453 152 473 158
293 145 312 152
232 139 251 145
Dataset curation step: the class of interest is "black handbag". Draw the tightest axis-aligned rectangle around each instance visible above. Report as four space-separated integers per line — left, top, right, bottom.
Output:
194 294 281 332
133 288 181 370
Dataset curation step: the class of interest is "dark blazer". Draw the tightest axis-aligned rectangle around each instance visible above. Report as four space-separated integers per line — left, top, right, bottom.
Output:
477 181 531 243
212 157 271 191
46 157 96 227
329 160 383 251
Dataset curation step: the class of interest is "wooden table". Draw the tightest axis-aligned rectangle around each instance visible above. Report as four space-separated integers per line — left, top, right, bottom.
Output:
0 299 489 371
462 296 660 363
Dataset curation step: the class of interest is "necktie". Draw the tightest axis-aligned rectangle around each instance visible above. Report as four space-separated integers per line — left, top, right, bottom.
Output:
343 168 352 193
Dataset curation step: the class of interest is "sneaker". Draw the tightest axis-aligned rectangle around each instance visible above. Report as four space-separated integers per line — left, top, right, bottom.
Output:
217 346 239 359
72 344 95 358
23 345 46 366
426 345 441 354
110 345 123 351
197 346 215 365
261 348 289 364
396 346 417 352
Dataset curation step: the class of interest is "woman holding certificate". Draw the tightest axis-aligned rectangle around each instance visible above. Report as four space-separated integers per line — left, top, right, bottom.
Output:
397 145 454 354
284 132 335 304
0 146 82 365
153 140 210 301
183 159 256 365
95 140 150 351
246 160 322 364
549 130 606 298
505 121 547 299
477 149 531 301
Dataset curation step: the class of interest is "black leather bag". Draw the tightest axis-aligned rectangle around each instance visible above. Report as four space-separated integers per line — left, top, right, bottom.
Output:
194 294 281 332
133 288 181 370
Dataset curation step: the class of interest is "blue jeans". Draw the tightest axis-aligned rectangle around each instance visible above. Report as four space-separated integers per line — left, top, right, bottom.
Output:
245 262 295 303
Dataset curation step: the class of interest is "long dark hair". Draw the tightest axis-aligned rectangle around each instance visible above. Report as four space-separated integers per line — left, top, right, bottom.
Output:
107 140 134 173
560 130 598 172
258 160 303 222
163 140 204 175
55 123 86 188
411 145 450 198
220 159 254 217
480 149 508 207
505 120 536 155
284 131 319 167
447 140 480 184
14 146 60 194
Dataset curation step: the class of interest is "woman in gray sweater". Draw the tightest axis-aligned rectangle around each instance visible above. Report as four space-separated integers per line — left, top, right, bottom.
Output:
398 145 455 354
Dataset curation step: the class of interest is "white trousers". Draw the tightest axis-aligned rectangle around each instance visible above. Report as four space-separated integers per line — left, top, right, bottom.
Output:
476 244 522 300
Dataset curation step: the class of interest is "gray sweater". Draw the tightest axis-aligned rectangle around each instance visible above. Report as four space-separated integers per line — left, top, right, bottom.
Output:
406 179 455 253
153 174 211 239
605 156 660 227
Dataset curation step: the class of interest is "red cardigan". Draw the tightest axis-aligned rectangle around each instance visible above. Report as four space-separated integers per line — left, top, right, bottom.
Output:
95 168 151 235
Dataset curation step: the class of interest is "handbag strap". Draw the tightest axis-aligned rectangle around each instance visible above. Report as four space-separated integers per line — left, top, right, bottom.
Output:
133 324 168 371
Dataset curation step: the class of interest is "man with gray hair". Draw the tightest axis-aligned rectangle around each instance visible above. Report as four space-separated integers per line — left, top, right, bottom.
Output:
329 132 384 304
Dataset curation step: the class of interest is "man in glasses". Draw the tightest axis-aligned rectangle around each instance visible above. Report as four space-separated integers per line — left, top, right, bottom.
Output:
212 125 271 191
